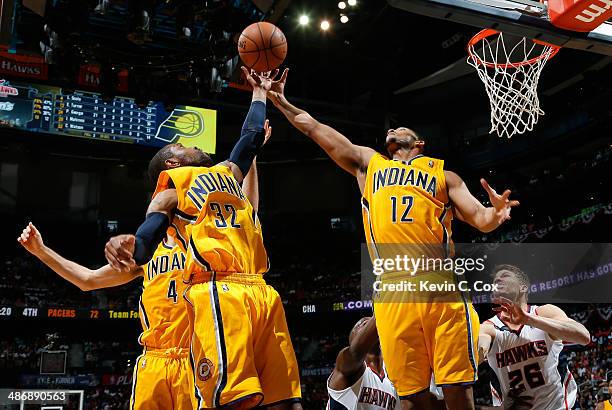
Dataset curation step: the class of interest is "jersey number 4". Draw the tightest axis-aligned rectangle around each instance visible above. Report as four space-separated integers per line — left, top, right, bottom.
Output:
167 280 178 304
508 363 546 394
390 195 414 223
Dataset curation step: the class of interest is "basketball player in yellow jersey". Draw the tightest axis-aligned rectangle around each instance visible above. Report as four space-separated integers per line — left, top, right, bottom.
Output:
267 69 519 410
17 224 193 409
16 124 268 410
104 68 302 410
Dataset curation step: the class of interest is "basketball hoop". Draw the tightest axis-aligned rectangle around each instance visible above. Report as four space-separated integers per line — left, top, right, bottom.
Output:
467 29 560 138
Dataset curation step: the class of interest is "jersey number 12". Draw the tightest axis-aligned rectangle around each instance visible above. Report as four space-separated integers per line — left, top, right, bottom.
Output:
390 195 414 223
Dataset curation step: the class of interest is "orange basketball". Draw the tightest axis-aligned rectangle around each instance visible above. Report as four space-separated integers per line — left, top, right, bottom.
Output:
238 22 287 73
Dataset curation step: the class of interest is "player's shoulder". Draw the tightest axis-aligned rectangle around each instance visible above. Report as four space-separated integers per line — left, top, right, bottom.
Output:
368 151 389 164
481 319 499 334
482 319 497 328
532 304 567 318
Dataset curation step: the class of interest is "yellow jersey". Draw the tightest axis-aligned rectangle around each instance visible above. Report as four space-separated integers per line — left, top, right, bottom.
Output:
138 240 190 349
362 153 453 264
154 164 268 279
605 399 612 410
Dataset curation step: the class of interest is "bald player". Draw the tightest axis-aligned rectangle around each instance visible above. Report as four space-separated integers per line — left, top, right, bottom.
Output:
327 317 400 410
268 68 519 410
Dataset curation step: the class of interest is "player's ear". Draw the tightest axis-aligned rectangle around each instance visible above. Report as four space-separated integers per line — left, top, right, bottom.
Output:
415 140 425 149
165 158 181 169
519 284 528 296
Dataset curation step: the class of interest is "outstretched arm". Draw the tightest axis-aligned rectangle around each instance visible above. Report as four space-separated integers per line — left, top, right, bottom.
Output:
328 317 379 390
446 171 520 233
18 223 141 291
269 69 375 178
224 68 273 183
495 300 591 345
242 119 272 213
478 322 497 364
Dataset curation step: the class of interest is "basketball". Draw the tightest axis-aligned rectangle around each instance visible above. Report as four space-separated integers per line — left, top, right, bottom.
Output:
6 2 612 409
238 22 287 73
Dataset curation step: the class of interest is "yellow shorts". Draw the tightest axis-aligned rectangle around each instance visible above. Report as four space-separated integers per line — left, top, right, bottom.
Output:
184 272 301 409
130 347 193 410
373 272 480 397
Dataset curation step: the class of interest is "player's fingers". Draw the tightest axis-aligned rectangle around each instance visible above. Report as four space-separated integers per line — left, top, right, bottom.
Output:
509 200 520 207
280 67 289 83
108 251 130 272
501 189 512 200
104 241 121 261
115 244 134 261
104 248 123 271
480 178 494 194
119 258 137 271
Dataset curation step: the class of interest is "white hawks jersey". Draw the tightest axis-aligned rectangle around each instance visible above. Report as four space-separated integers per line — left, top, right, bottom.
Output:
327 363 401 410
486 306 577 410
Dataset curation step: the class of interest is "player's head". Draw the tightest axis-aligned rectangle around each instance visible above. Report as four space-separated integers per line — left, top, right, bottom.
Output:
349 317 381 361
384 127 424 157
492 264 530 303
148 143 212 184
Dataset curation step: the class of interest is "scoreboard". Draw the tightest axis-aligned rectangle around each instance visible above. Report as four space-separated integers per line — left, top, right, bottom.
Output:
0 79 216 152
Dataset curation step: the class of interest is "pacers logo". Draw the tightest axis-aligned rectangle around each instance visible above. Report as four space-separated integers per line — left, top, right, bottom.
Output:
155 108 204 142
197 358 214 381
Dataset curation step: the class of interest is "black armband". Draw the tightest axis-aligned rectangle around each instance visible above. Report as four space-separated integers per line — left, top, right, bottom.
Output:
133 212 170 265
229 100 266 176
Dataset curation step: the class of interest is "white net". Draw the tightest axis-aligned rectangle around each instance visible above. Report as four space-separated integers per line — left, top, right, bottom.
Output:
467 30 559 138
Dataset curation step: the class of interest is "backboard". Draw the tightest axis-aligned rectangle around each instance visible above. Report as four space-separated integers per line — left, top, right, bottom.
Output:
388 0 612 56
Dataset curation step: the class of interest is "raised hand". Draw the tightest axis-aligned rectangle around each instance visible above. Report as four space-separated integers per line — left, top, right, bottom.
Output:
481 178 520 224
104 234 137 272
268 68 289 106
270 68 288 95
17 222 45 256
240 67 275 92
492 296 530 326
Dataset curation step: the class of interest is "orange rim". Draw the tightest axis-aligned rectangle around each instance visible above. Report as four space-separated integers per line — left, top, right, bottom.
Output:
467 29 560 69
